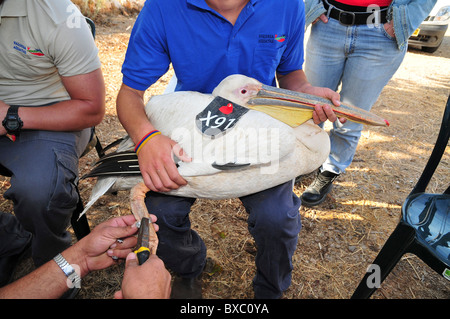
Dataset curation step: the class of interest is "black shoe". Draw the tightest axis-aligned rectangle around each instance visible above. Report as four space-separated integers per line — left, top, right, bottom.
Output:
301 171 340 207
0 236 32 287
170 275 203 299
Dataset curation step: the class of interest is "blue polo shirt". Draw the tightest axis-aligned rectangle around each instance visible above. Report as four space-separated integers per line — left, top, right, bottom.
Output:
122 0 305 94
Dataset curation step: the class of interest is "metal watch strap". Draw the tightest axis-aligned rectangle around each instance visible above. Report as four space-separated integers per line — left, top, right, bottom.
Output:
53 253 81 288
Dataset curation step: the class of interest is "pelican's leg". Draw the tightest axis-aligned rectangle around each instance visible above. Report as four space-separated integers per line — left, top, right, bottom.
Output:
130 182 159 254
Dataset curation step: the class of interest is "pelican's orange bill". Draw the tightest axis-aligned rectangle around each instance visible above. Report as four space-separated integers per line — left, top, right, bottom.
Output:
247 85 389 127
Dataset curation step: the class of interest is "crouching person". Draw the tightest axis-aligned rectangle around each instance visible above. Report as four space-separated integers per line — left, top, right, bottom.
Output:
0 0 105 286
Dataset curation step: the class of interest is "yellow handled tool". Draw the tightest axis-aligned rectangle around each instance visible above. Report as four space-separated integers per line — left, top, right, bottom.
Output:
134 217 152 265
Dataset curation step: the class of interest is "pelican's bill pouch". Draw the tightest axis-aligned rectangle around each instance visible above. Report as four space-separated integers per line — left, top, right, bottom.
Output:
195 96 249 139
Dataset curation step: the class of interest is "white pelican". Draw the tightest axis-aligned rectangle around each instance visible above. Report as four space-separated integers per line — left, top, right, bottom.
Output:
80 74 388 217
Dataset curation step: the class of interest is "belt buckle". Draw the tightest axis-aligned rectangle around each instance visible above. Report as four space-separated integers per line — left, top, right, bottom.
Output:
339 11 355 26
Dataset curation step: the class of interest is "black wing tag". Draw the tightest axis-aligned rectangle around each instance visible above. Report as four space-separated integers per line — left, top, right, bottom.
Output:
195 96 249 139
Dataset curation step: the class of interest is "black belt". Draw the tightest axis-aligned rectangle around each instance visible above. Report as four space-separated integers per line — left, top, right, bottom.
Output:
323 0 389 26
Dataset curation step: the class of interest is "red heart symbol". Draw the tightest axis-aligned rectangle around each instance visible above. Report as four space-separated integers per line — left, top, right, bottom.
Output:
219 103 233 115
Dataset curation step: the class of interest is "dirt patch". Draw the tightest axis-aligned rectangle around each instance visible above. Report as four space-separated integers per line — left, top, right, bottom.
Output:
1 15 449 299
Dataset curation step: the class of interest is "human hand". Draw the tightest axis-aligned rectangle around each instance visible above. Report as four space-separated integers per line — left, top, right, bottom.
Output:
301 85 346 124
72 214 158 276
383 21 395 38
114 253 171 299
138 133 191 192
313 14 328 25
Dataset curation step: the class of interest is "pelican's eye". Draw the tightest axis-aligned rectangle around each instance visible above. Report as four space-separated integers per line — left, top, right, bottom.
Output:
240 89 247 94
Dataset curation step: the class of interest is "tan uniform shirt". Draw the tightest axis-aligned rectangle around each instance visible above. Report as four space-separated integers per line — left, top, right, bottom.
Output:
0 0 101 106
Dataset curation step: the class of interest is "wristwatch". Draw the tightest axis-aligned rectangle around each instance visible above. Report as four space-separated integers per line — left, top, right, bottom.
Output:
53 253 81 289
2 105 23 137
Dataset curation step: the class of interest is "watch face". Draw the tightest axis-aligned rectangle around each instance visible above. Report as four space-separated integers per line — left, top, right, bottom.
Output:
6 119 20 130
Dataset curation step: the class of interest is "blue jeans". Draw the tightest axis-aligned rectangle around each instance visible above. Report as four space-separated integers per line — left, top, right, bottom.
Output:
305 18 407 174
145 180 302 298
0 129 90 266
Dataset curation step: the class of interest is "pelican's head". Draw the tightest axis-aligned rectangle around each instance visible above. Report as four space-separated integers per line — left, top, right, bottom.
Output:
212 74 389 127
212 74 263 105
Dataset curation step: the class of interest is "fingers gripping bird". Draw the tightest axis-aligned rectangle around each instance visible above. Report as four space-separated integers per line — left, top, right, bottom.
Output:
80 74 388 219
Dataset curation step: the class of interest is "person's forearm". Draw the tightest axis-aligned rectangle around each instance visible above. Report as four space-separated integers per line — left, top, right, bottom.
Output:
0 69 105 133
0 245 87 299
116 83 156 144
277 69 319 95
0 215 139 299
14 100 103 132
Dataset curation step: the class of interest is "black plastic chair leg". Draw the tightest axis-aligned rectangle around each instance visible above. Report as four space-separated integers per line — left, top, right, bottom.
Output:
409 240 450 278
351 223 416 299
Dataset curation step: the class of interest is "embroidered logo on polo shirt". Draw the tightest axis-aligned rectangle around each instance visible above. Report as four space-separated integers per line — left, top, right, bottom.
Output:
274 35 286 42
258 34 286 44
27 48 44 56
13 41 27 54
13 41 44 57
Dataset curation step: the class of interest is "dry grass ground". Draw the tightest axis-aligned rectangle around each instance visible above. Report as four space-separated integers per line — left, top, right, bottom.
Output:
1 14 449 300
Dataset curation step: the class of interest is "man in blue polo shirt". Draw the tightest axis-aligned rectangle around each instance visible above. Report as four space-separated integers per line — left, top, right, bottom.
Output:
117 0 340 299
